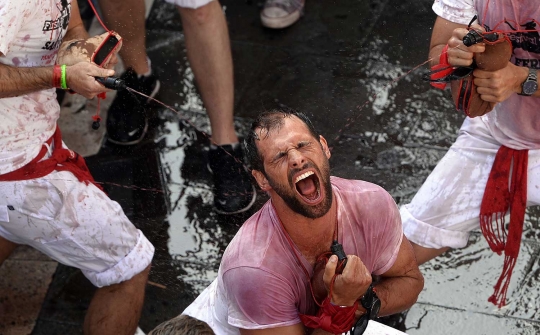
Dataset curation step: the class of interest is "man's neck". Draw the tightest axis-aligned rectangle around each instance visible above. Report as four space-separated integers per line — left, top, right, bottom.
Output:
272 193 337 264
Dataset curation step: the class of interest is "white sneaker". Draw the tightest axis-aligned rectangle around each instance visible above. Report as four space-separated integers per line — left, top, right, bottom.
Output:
260 0 305 29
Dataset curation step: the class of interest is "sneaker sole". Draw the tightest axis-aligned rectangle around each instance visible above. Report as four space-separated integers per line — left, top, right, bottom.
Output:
261 10 302 29
107 119 149 146
214 184 258 215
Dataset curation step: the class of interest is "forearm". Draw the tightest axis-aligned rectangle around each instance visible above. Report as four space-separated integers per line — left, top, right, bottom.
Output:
373 271 423 317
0 64 53 98
429 44 447 67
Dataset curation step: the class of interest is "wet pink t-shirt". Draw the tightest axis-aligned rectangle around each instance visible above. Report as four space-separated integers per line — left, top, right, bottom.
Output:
434 0 540 150
0 0 70 174
201 177 403 332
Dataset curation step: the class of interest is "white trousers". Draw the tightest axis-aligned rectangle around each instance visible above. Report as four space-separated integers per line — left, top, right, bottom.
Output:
401 117 540 249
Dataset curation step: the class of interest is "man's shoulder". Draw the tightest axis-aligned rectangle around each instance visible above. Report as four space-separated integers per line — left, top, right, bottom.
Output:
331 176 388 196
220 202 283 272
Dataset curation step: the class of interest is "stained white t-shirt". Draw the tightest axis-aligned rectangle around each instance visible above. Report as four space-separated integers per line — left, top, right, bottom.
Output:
0 0 71 174
183 177 403 334
433 0 540 150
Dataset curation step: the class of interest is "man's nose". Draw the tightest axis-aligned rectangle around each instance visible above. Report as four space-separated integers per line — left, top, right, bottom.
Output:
288 150 306 168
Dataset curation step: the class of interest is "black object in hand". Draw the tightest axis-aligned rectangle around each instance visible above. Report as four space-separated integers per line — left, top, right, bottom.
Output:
95 76 126 90
331 240 347 274
463 29 500 47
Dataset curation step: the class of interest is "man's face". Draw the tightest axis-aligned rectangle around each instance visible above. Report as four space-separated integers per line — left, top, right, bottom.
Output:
253 116 333 219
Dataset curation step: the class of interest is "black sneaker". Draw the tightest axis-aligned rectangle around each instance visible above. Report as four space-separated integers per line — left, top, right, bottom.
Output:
106 67 160 145
208 144 257 215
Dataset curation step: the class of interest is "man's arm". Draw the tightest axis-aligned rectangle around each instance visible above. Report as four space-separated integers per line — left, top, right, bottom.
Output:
372 235 424 316
429 16 484 68
63 0 89 42
0 0 114 99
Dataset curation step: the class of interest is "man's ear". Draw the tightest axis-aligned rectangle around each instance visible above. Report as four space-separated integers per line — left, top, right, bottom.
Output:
252 170 271 191
319 135 331 159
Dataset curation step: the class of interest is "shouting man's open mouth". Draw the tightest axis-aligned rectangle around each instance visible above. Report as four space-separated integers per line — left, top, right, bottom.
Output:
294 169 323 205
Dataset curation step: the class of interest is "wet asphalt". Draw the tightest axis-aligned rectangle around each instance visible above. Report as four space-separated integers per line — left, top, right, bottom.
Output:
31 0 540 334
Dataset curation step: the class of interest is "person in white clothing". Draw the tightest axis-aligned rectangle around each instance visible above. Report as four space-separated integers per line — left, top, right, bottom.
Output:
401 0 540 307
0 1 155 334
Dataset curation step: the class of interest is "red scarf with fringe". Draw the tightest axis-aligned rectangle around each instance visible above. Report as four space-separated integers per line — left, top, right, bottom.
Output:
480 145 528 307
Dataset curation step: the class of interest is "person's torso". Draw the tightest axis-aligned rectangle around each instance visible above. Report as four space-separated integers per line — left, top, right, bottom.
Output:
210 177 401 333
0 0 71 174
475 0 540 149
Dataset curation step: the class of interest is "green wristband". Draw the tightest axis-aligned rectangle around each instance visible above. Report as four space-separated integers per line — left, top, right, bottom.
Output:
60 64 68 90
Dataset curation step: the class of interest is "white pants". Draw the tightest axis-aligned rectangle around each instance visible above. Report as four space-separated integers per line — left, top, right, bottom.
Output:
401 117 540 249
0 169 154 287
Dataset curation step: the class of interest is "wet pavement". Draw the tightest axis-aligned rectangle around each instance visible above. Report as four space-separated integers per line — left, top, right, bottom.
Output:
1 0 540 334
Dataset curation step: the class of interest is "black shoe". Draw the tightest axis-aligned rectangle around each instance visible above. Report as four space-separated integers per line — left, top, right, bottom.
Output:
208 144 257 215
106 68 160 145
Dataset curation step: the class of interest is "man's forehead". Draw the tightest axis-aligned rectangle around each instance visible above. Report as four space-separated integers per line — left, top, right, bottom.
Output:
256 116 310 139
255 117 316 152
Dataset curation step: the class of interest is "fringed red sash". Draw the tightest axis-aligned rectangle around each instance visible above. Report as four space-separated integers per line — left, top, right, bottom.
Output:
480 145 528 307
0 126 102 191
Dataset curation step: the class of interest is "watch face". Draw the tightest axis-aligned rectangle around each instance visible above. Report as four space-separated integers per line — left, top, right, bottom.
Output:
523 81 538 95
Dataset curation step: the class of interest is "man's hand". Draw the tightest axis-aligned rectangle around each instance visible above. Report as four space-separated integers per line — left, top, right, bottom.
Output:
57 32 122 69
323 255 371 307
474 62 529 103
446 25 485 67
66 63 115 99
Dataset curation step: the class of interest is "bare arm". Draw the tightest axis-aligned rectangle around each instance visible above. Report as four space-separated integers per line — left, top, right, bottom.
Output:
0 0 112 99
429 16 484 68
63 0 89 42
372 235 424 316
0 64 55 98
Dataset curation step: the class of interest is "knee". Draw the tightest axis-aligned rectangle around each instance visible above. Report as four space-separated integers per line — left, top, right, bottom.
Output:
178 1 221 26
114 264 151 291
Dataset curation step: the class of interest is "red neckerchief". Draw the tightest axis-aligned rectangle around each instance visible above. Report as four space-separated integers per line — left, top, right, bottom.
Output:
480 146 528 307
0 125 102 191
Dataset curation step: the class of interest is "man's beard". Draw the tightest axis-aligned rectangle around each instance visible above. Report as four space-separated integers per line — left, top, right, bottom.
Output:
266 160 333 219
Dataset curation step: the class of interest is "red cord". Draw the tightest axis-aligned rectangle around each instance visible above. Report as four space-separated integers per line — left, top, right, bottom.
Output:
84 0 112 128
85 0 110 32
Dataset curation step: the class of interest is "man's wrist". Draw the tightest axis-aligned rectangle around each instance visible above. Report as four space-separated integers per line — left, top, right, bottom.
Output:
515 66 530 94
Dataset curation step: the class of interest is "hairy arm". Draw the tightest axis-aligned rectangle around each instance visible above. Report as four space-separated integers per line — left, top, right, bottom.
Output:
63 0 89 42
372 235 424 316
0 0 93 98
0 63 55 98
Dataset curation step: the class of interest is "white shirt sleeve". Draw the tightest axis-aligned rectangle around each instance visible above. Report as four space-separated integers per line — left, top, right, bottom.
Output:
432 0 477 26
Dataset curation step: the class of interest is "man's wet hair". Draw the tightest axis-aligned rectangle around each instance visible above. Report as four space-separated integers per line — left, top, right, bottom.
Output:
244 108 319 172
148 314 215 335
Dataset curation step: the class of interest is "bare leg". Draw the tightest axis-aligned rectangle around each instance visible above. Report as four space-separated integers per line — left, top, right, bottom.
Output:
178 1 238 145
411 242 450 265
0 236 18 265
83 264 150 335
97 0 150 74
